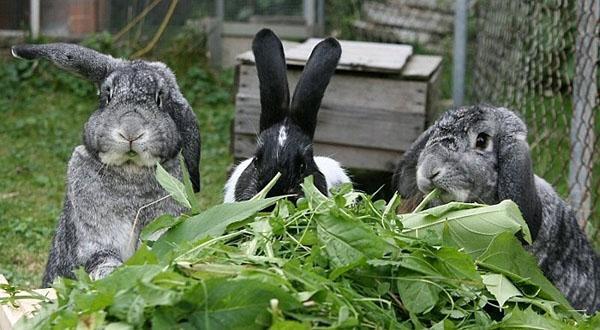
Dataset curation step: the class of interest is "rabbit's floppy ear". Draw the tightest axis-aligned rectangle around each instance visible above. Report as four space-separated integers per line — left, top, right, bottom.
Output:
252 29 290 132
290 38 341 139
496 133 543 240
394 125 435 198
157 69 201 192
164 96 201 192
11 43 122 83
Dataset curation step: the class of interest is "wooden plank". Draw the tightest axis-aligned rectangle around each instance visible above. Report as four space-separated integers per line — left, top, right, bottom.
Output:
0 274 57 330
401 55 443 80
284 38 413 73
363 2 454 34
238 43 440 80
425 65 443 125
237 64 428 114
222 22 312 39
352 20 446 53
234 134 402 172
386 0 478 14
234 96 425 151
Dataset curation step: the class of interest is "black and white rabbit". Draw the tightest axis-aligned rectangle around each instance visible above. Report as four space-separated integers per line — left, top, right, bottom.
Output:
11 43 201 286
224 29 350 203
394 104 599 313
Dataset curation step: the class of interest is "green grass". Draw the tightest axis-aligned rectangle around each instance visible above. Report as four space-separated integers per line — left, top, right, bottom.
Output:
0 58 234 287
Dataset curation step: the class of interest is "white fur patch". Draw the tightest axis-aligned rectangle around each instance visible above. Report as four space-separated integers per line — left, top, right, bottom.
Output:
416 166 426 190
450 188 470 202
314 156 351 194
515 133 527 141
278 126 288 147
224 158 253 203
10 47 22 59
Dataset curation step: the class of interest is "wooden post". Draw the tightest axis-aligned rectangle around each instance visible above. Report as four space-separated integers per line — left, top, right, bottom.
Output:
211 0 224 69
29 0 40 38
569 0 598 228
452 0 468 106
303 0 316 35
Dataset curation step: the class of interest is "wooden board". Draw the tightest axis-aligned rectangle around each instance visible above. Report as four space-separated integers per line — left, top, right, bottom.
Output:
353 20 445 53
222 22 313 39
401 55 443 80
234 134 402 172
386 0 478 14
0 275 56 330
235 96 425 152
237 64 429 114
238 49 441 81
284 38 413 73
363 2 454 34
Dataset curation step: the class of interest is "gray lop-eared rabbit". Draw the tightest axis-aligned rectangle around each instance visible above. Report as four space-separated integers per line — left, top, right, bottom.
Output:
394 104 599 313
11 43 201 286
224 29 350 202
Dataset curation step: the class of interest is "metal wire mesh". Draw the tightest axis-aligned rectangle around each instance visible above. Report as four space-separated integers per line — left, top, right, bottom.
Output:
470 0 599 238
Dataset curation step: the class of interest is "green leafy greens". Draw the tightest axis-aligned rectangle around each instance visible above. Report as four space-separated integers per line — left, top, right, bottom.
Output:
16 175 599 329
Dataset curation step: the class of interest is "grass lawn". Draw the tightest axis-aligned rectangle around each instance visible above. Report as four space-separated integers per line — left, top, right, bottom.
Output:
0 58 234 287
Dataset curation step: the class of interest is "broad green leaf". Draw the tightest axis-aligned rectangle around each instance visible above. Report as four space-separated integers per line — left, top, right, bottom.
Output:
140 214 184 241
187 278 301 330
270 320 311 330
125 243 159 265
156 162 191 209
126 295 145 325
136 282 182 307
476 232 572 311
397 278 441 314
434 247 482 283
95 265 163 294
301 176 329 208
482 273 522 307
152 197 282 256
72 289 114 313
179 153 200 213
401 200 531 257
315 211 392 269
176 262 245 279
493 306 573 329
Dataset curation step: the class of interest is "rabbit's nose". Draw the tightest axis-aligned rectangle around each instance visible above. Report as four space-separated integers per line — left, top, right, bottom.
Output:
429 169 441 180
118 131 145 142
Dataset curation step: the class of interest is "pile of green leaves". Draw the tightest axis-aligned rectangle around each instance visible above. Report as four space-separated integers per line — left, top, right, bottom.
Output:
16 168 600 329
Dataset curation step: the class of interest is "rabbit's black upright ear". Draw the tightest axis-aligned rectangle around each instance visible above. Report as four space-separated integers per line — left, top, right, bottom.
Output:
11 43 121 83
497 136 543 240
394 126 434 198
290 38 341 139
252 29 290 132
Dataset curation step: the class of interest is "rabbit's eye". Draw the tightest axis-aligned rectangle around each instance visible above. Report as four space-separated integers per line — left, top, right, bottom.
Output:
155 91 163 108
475 133 490 150
104 88 112 105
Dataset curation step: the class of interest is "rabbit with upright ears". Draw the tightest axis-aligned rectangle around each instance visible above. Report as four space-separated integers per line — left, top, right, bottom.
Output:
394 104 599 313
224 29 350 202
11 43 201 286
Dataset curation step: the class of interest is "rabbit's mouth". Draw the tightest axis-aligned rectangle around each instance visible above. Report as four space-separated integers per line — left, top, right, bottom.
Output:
99 149 159 167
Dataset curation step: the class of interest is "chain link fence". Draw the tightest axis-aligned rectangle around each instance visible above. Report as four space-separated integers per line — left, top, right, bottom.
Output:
470 0 599 240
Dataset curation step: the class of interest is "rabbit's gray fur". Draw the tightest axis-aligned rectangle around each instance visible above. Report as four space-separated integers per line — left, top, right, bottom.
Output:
394 105 599 313
11 43 200 286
